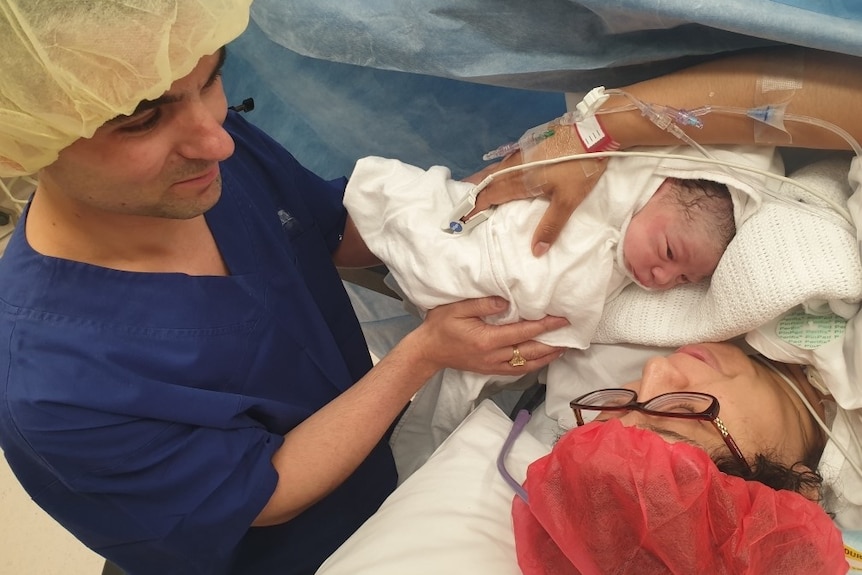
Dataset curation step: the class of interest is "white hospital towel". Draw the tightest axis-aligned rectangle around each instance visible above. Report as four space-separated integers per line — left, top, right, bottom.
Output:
345 154 651 349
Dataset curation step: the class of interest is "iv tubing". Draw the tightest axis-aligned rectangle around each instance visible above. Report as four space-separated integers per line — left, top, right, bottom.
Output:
754 356 862 481
497 409 531 502
474 87 858 230
707 105 862 157
532 89 858 225
471 149 854 227
597 88 862 156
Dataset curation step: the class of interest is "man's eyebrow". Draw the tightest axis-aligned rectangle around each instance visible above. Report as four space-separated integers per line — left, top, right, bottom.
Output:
106 47 227 124
206 46 228 87
105 94 182 124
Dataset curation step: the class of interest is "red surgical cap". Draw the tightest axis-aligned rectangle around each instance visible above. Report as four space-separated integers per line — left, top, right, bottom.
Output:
512 419 848 575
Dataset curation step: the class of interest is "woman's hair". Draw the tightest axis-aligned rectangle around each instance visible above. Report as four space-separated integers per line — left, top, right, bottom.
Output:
712 445 826 502
717 355 832 505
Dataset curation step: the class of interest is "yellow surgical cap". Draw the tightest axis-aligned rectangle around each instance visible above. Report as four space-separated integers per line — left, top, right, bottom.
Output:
0 0 252 177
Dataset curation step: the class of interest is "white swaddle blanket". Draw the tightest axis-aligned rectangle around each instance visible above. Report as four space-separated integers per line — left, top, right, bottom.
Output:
346 146 779 348
349 151 652 348
346 145 824 447
595 155 862 345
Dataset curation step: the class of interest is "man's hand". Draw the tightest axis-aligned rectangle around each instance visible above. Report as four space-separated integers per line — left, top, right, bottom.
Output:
413 296 569 375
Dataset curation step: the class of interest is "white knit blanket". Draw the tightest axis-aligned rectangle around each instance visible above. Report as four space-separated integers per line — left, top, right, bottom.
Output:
595 156 862 345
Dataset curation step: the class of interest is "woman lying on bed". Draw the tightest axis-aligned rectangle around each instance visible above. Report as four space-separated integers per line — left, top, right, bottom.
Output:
513 340 850 575
443 44 862 572
568 341 827 495
319 339 850 575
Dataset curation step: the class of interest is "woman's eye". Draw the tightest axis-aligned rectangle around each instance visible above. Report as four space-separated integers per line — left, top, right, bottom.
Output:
595 409 626 421
662 402 698 414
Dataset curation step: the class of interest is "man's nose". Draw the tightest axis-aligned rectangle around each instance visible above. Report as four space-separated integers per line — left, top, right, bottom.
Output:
177 105 235 161
637 356 689 398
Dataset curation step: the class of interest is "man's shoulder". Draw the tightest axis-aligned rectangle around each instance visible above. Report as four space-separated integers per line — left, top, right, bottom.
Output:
223 111 294 163
0 224 47 304
220 112 306 188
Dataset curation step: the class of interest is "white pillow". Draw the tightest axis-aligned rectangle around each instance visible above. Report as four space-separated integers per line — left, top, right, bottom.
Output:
316 400 551 574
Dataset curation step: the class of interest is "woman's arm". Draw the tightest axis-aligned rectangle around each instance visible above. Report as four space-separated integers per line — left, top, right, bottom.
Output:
474 46 862 255
602 47 862 150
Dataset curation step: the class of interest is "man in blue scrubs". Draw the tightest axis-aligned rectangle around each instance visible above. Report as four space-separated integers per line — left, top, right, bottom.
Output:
0 2 568 574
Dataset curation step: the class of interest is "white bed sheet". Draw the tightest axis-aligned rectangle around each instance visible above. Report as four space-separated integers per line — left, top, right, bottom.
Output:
320 395 862 573
316 401 550 575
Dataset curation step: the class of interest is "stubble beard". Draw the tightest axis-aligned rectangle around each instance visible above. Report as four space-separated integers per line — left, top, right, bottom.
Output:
149 173 223 220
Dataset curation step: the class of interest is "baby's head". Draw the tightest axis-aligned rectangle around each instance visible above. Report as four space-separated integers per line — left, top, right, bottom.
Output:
623 177 734 290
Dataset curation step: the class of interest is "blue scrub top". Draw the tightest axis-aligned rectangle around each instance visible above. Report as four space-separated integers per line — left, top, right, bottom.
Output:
0 112 397 574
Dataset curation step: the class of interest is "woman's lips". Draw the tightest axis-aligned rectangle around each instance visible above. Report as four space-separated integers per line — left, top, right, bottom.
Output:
676 344 719 371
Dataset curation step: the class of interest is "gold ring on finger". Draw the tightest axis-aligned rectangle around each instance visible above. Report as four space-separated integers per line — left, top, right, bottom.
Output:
508 345 527 367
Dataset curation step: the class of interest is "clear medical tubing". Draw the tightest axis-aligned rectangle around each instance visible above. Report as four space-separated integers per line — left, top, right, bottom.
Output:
465 86 860 230
593 89 858 224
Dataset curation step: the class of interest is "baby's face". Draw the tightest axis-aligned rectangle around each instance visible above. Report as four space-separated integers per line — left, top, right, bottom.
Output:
622 191 722 291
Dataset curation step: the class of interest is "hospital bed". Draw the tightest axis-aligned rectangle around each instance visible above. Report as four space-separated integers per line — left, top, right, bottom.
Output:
217 2 862 572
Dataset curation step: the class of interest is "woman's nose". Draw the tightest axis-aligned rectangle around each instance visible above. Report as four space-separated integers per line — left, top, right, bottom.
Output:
637 356 689 398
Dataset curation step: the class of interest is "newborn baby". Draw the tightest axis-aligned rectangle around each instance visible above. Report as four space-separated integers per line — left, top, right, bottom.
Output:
345 144 780 447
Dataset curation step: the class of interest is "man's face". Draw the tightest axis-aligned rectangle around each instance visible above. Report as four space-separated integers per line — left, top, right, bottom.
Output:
36 49 234 220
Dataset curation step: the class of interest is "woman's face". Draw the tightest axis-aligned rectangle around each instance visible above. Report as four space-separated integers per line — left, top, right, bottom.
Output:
598 343 825 469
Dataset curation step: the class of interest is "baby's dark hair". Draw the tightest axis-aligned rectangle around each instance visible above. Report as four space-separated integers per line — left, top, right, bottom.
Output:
664 177 736 254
